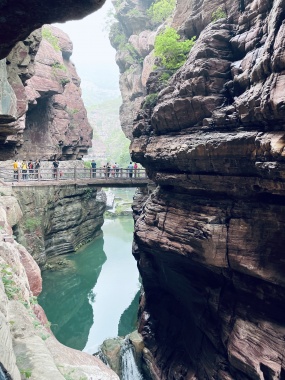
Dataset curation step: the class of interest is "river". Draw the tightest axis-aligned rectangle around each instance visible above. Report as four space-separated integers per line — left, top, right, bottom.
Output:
38 188 141 354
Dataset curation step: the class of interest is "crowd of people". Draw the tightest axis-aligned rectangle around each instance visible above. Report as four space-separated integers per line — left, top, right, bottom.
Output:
13 159 41 180
12 158 142 181
12 159 61 180
90 160 140 178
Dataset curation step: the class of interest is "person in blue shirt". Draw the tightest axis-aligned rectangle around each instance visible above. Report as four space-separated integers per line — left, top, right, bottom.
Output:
91 160 96 178
128 162 133 178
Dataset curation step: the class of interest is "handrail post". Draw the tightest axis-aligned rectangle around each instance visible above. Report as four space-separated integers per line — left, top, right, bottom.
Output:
38 169 40 181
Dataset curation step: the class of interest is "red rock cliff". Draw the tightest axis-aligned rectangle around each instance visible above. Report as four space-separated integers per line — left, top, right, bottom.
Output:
128 0 285 378
1 26 92 160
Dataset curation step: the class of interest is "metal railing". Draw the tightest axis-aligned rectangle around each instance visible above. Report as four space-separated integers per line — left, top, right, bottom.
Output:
1 168 147 183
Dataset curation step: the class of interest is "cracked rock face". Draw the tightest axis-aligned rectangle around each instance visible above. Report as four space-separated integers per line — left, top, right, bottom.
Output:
128 0 285 378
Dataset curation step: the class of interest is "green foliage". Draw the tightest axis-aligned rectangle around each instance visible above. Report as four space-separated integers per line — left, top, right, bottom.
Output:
113 33 127 49
84 188 93 199
147 0 176 24
88 97 131 166
52 61 67 72
211 7 227 21
0 264 21 300
126 9 141 17
143 93 158 109
40 333 50 341
20 369 32 379
62 368 87 380
24 217 40 232
159 71 171 83
154 27 196 70
29 296 38 305
60 78 70 86
109 23 126 49
84 161 91 168
42 26 60 51
114 0 123 9
103 7 116 34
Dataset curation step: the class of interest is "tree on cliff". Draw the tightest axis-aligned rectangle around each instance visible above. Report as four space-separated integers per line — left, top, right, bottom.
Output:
154 27 196 70
147 0 176 24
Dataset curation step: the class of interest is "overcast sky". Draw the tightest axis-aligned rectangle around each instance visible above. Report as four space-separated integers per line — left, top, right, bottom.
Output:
54 0 119 88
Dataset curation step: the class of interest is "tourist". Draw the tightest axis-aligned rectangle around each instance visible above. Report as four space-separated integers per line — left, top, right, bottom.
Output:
91 160 96 178
21 160 28 180
114 162 120 177
35 159 40 179
13 160 18 180
134 162 138 177
128 162 133 178
52 159 59 179
28 160 34 179
111 163 116 177
106 163 111 177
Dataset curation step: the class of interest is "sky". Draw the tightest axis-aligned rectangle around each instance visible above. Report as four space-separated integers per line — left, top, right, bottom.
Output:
54 0 119 90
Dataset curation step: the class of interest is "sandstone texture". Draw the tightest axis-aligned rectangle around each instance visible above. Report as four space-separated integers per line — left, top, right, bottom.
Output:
0 25 92 160
0 190 118 380
9 173 106 266
118 0 285 378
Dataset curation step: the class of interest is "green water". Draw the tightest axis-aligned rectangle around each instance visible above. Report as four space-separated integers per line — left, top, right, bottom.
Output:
39 189 140 354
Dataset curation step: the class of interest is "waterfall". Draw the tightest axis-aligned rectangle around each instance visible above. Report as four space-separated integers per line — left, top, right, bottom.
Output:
120 339 144 380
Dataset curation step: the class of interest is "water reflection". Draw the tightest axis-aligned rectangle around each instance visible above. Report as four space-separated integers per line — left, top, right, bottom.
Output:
39 208 140 353
84 217 140 354
39 237 106 350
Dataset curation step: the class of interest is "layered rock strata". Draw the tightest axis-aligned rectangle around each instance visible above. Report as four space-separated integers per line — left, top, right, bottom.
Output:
123 0 285 378
1 25 92 160
11 180 106 266
0 187 118 380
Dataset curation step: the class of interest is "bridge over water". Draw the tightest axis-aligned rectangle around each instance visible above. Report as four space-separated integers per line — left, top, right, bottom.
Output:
0 168 150 188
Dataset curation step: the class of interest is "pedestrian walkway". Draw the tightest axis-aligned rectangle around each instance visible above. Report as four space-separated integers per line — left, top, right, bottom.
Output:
0 168 150 188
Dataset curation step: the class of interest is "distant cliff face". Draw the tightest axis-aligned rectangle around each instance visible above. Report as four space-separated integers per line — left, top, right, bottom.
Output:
109 0 156 138
13 183 106 266
0 26 92 160
114 0 285 378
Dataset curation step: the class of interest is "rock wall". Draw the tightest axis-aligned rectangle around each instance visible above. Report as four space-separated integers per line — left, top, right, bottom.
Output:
12 183 106 266
0 0 105 60
0 187 118 380
124 0 285 378
109 0 156 138
0 25 92 161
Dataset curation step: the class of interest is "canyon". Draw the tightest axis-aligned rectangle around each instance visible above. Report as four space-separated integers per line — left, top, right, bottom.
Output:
112 0 285 379
0 0 285 379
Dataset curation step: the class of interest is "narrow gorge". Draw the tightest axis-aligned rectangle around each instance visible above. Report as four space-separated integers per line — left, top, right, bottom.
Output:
0 0 285 380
